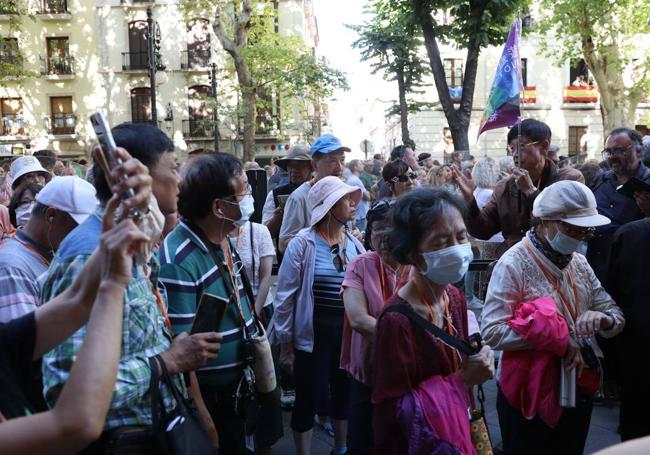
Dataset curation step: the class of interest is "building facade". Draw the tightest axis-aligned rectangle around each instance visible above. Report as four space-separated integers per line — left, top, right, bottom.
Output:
0 0 320 162
381 32 650 163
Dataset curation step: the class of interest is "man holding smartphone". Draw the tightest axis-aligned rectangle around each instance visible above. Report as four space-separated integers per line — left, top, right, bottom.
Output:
454 119 584 257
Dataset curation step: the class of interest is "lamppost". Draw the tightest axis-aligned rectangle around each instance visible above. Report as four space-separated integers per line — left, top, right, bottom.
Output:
208 62 219 152
146 7 165 125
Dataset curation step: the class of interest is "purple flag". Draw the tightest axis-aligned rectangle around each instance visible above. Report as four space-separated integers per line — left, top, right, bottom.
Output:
477 19 523 138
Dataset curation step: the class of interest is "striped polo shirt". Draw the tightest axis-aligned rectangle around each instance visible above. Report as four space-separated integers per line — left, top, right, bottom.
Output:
158 220 254 388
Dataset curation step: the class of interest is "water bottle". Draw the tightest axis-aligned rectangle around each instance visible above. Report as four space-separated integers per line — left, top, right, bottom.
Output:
559 359 576 408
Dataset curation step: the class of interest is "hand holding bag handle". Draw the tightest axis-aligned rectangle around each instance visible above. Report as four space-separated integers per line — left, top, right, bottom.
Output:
149 355 214 455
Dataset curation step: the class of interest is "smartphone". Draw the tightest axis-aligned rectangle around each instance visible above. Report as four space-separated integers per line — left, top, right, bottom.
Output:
89 111 142 220
277 194 290 208
616 177 650 198
190 292 229 334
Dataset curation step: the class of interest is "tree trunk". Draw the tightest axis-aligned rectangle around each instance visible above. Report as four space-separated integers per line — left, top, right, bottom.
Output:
234 55 257 162
412 0 479 153
396 67 411 145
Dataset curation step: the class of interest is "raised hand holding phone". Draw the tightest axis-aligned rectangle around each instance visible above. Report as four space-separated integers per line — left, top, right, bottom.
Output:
90 112 150 220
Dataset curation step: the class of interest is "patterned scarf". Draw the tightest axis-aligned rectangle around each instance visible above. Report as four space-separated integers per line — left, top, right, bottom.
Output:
527 226 572 269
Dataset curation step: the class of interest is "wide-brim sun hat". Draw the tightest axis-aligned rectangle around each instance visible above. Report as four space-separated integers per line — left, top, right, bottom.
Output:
10 155 49 189
308 176 361 227
274 144 311 171
532 180 610 227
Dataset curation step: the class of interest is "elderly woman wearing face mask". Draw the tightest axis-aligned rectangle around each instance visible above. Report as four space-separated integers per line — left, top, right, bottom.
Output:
372 188 495 454
481 180 625 455
273 176 365 455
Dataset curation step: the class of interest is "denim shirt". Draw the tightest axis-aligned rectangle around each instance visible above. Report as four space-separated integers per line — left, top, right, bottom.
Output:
587 163 650 282
271 227 365 352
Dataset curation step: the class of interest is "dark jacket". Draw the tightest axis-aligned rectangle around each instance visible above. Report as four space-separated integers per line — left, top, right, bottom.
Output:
587 163 650 282
466 159 584 257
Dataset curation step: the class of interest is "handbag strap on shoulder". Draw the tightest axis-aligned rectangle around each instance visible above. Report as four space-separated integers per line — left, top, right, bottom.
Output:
383 304 477 356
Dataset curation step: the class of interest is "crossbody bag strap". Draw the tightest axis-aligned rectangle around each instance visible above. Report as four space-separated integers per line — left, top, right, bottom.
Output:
249 221 256 290
383 305 477 356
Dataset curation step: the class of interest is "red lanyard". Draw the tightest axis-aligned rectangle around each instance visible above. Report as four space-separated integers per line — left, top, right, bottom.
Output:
524 237 579 321
378 257 406 305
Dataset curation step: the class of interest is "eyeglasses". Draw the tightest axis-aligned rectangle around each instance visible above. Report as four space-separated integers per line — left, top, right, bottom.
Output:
506 140 540 154
559 222 596 241
330 243 347 272
223 184 253 203
601 145 632 159
391 172 418 183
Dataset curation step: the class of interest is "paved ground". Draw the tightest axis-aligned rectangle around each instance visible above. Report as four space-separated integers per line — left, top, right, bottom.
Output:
270 378 622 454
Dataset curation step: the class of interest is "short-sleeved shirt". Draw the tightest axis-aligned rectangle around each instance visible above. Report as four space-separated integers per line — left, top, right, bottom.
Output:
340 252 398 385
313 234 360 326
159 220 255 388
0 311 36 420
279 181 312 243
230 222 276 307
0 231 51 323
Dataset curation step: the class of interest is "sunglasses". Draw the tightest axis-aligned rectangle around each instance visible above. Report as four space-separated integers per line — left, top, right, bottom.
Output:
330 243 347 273
391 172 418 183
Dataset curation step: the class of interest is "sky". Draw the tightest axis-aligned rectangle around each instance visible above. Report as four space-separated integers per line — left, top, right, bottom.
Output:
312 0 394 159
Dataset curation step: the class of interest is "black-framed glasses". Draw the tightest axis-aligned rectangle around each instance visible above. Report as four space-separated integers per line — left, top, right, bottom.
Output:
506 140 540 154
601 145 632 160
330 243 347 273
223 184 253 203
391 172 418 183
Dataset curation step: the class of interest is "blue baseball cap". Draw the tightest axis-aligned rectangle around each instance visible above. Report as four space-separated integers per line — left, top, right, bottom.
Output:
310 133 351 155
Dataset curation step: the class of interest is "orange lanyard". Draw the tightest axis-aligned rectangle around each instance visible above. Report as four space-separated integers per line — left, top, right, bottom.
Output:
524 237 579 321
413 280 459 371
143 264 171 329
15 237 50 267
378 257 405 305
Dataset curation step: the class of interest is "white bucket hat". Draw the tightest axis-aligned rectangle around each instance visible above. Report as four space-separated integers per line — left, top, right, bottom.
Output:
10 155 49 189
533 180 610 227
36 176 98 225
308 176 361 227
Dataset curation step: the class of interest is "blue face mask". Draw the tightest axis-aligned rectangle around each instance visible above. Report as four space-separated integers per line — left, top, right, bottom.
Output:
546 230 585 255
421 243 474 285
221 194 255 227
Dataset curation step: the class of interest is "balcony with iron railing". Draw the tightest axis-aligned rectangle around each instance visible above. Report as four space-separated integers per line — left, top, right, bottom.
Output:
40 54 75 77
182 118 214 139
0 117 25 136
180 49 211 70
0 53 23 68
122 52 149 71
49 114 76 135
256 112 279 137
38 0 70 16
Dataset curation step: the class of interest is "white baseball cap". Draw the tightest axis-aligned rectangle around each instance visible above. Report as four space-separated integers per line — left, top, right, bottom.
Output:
533 180 610 228
10 155 49 189
36 176 98 225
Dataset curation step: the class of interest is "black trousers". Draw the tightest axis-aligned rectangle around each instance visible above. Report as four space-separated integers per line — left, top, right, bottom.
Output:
497 386 592 455
620 340 650 441
291 321 350 432
200 382 252 455
347 379 373 455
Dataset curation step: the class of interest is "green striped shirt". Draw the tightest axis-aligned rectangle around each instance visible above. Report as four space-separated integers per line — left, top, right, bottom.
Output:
158 220 254 388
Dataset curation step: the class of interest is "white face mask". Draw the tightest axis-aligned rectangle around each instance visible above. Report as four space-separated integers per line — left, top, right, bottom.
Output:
420 243 474 285
545 230 584 255
221 194 255 228
15 202 34 229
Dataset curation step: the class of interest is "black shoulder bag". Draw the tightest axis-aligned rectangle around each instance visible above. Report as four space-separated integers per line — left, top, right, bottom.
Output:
149 355 213 455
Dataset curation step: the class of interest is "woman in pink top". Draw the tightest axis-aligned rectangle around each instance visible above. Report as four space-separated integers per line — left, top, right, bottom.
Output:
341 199 404 455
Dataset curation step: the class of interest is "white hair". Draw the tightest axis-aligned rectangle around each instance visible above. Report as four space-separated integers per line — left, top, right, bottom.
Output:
472 157 500 189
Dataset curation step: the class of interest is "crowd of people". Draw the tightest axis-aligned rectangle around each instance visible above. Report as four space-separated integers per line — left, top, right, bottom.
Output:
0 118 648 455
